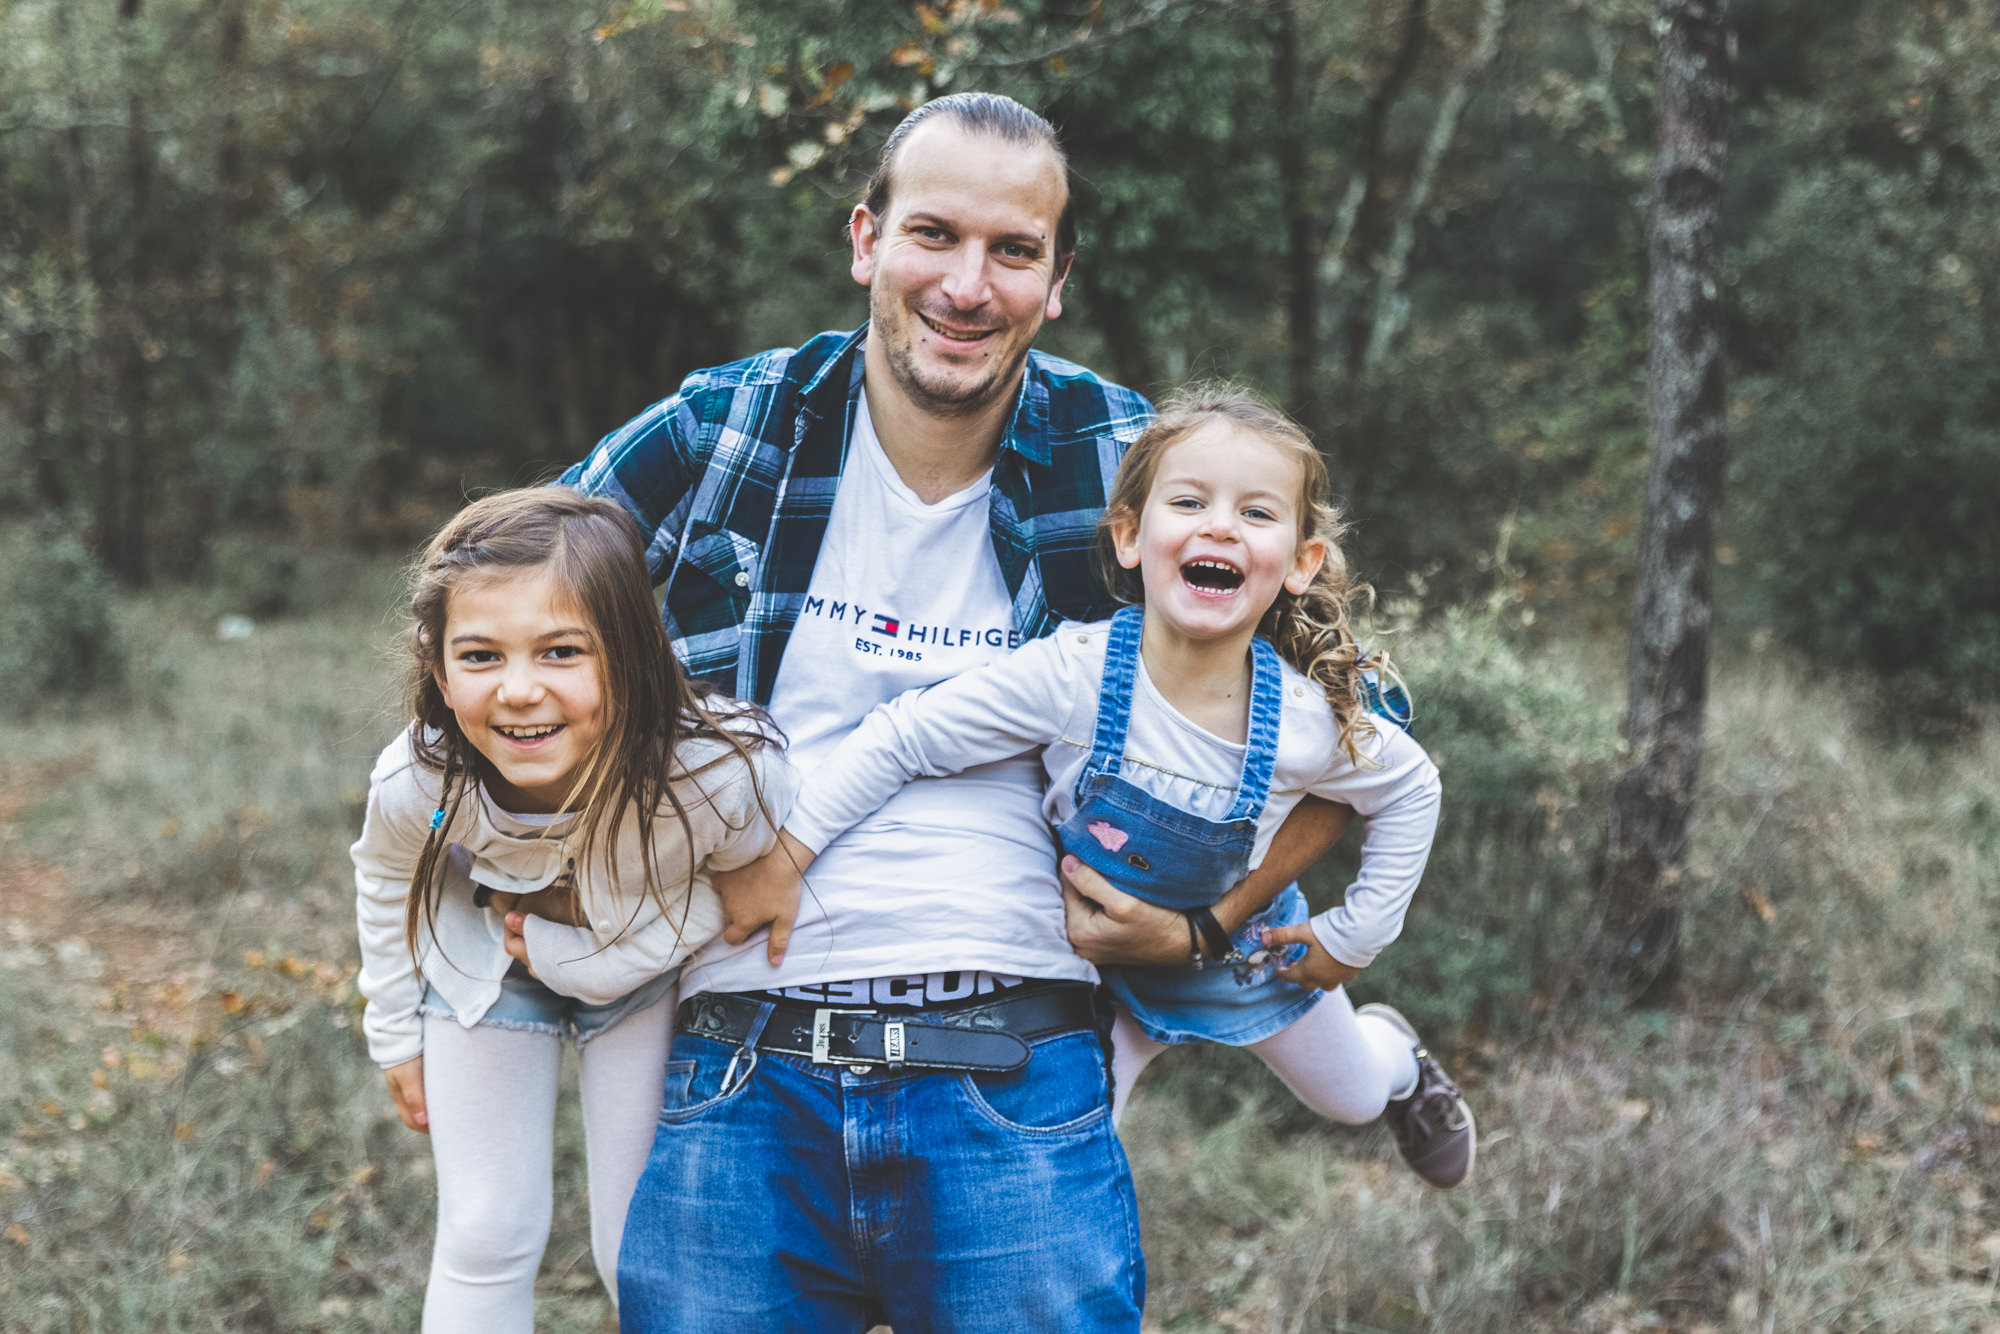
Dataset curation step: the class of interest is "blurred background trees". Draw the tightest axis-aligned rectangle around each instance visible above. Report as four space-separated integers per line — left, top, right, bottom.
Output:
1 0 1995 717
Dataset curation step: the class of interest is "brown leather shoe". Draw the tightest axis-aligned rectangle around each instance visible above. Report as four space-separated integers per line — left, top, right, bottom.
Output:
1360 1003 1476 1189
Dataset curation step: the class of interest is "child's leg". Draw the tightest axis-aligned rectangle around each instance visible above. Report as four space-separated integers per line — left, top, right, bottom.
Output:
422 1015 561 1334
1108 1006 1170 1127
1245 987 1420 1125
575 986 676 1308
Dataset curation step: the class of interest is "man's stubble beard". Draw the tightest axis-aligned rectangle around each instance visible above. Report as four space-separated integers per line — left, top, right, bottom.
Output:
874 293 1037 422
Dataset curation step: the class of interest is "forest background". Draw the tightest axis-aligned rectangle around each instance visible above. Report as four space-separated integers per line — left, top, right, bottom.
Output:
1 0 1997 1331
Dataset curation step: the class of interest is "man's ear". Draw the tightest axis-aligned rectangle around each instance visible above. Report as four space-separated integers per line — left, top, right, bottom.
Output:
850 206 880 287
1285 537 1328 595
1045 255 1070 321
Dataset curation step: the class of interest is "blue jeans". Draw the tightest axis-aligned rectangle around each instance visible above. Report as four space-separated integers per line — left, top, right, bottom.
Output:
616 1023 1145 1332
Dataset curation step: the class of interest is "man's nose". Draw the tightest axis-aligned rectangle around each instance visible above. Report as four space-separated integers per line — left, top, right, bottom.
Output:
938 248 993 309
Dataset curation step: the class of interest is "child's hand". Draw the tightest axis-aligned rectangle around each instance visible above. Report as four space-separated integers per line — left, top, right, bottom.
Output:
384 1056 428 1134
711 829 814 966
1262 923 1364 991
502 911 541 980
487 875 586 927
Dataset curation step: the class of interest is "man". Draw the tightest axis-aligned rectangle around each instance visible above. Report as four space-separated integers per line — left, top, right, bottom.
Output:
563 92 1345 1332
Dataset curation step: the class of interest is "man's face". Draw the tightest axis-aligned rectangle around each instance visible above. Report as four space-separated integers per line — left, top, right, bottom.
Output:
850 121 1069 420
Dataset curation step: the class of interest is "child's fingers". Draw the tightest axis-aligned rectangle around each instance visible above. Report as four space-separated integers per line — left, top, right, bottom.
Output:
766 903 794 966
384 1058 428 1135
1259 922 1318 948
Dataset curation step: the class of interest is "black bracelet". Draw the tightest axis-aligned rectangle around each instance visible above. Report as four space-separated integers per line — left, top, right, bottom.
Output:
1188 906 1237 962
1185 911 1206 968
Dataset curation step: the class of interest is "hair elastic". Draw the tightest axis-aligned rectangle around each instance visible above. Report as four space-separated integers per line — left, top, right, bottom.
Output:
430 806 447 830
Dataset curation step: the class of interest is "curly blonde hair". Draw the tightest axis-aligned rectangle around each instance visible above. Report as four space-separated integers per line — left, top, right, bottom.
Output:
1097 383 1387 762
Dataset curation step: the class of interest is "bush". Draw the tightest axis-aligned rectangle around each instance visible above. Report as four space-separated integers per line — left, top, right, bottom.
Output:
208 532 302 620
1308 608 1621 1041
0 524 121 714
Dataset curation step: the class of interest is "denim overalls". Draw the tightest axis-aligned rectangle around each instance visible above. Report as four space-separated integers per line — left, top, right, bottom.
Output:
1057 607 1320 1045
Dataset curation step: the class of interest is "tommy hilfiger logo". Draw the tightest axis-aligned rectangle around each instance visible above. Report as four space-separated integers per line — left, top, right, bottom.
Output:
801 595 1018 650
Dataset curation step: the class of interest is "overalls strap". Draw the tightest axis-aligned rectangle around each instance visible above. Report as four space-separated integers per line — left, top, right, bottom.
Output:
1228 636 1285 822
1083 607 1147 778
1085 608 1287 825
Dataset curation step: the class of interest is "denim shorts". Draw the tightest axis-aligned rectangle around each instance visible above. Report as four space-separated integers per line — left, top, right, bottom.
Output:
418 964 678 1049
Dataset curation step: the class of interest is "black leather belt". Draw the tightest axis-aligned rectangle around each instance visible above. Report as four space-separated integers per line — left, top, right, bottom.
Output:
676 984 1101 1074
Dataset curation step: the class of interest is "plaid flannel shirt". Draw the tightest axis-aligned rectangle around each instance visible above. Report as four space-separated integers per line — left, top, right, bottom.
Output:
561 325 1156 704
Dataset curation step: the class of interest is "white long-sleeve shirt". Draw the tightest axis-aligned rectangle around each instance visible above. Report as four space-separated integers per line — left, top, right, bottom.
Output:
351 725 796 1068
786 621 1441 969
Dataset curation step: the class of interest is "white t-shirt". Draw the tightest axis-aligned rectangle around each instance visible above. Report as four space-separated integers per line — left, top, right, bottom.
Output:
786 621 1443 970
677 393 1094 998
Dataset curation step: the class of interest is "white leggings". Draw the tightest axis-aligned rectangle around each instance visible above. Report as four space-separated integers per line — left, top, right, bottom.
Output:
419 992 673 1334
1108 985 1419 1126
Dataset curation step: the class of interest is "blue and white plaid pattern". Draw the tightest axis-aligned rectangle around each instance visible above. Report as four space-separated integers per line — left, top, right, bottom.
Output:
561 326 1155 702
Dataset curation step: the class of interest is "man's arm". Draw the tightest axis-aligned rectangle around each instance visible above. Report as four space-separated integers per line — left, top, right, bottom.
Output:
1062 795 1352 966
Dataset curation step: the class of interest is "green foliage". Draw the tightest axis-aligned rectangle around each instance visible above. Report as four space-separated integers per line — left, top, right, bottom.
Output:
1310 607 1621 1042
0 525 122 714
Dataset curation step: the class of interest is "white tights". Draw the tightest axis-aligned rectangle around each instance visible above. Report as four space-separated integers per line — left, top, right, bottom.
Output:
1108 986 1420 1126
419 993 673 1333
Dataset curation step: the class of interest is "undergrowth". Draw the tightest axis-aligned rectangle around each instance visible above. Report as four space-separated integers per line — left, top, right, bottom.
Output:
1 563 1995 1332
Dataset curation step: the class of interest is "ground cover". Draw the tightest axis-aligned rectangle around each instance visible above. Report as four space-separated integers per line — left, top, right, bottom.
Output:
1 566 1995 1332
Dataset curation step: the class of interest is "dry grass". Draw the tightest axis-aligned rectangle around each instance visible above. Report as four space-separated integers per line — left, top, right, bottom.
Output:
1 571 1996 1332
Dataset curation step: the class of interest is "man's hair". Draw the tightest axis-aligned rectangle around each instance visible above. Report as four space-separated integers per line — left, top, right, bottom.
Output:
861 92 1076 274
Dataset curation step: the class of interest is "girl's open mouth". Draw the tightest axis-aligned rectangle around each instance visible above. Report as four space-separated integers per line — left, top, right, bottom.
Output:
1180 559 1245 596
495 724 565 745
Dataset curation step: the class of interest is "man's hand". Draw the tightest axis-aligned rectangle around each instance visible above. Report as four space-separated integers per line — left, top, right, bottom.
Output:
711 829 814 966
384 1056 428 1134
1060 856 1190 965
1261 922 1363 992
502 911 540 980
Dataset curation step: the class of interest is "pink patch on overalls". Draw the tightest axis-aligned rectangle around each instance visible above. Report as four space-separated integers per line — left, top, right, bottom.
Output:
1087 821 1129 853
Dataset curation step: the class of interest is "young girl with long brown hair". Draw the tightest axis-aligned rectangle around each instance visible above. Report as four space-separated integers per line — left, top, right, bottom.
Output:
729 385 1476 1189
350 489 793 1330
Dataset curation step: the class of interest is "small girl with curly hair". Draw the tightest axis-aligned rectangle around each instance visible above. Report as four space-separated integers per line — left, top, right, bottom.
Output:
351 489 794 1330
730 386 1475 1189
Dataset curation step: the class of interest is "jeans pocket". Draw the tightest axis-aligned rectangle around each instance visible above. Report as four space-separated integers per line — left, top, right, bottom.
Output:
657 1045 756 1123
961 1031 1111 1136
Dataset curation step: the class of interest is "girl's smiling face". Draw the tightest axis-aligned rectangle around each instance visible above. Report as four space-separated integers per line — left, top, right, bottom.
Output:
435 566 607 814
1111 421 1328 649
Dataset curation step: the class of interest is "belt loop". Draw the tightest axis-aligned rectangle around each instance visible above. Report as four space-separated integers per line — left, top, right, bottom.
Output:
720 1001 775 1096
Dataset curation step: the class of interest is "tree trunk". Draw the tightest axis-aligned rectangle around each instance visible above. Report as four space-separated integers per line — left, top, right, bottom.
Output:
1595 0 1731 997
107 0 152 586
1336 0 1427 386
1361 0 1508 378
1274 0 1320 449
54 2 111 551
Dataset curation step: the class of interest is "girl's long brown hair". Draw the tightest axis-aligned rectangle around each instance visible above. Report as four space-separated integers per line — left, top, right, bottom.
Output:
401 488 777 957
1097 384 1389 763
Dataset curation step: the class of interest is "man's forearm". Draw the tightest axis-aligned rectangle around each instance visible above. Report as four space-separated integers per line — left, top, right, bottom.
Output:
1209 795 1352 933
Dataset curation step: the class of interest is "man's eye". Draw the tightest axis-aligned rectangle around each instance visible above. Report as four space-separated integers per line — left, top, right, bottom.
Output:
913 225 949 242
999 243 1037 261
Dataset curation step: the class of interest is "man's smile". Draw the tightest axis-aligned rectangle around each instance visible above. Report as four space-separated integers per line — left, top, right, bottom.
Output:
918 312 998 346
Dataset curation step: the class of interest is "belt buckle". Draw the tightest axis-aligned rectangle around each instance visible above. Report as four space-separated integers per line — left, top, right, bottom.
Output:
810 1008 879 1067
